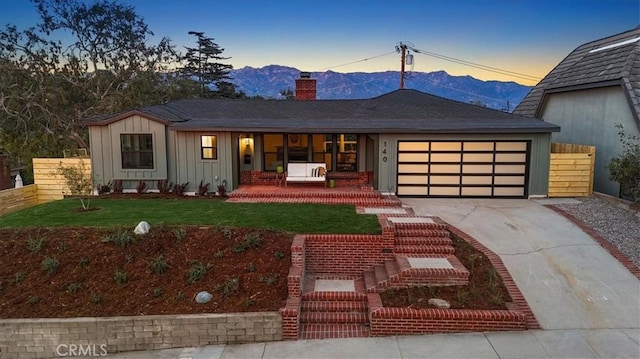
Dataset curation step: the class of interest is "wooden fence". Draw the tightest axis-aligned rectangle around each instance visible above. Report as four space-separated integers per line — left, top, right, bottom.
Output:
548 143 595 197
33 158 92 203
0 185 38 216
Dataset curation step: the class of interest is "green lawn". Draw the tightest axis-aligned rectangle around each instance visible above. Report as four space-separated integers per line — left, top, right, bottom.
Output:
0 198 381 234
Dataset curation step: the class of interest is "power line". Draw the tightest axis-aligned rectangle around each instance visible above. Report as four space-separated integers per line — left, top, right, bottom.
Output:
316 51 396 71
408 46 541 82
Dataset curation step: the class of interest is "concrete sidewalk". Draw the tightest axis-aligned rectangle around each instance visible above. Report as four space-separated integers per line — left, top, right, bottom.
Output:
105 328 639 358
106 198 640 359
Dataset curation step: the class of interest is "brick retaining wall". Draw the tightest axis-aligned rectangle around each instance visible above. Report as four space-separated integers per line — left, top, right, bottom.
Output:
304 234 394 274
0 312 282 359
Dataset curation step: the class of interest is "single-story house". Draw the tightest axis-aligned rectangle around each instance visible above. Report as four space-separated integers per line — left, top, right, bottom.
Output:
84 74 560 198
514 27 640 197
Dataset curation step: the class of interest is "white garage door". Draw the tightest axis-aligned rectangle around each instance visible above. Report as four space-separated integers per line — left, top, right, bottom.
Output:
397 141 529 197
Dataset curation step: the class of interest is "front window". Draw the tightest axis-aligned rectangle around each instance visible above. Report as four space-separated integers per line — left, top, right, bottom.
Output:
201 135 218 159
337 134 358 171
121 134 153 169
263 134 284 171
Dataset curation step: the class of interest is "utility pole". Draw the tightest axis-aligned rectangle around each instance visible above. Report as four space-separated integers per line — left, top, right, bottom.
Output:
397 42 407 89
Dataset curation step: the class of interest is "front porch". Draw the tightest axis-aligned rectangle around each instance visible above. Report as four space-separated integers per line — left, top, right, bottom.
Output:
227 183 401 207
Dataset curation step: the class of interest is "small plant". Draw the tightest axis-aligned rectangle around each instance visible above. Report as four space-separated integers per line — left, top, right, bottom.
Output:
28 296 40 305
102 231 136 247
113 180 123 194
246 262 256 272
607 124 640 202
56 160 93 210
222 227 233 240
15 271 25 284
217 184 227 197
216 277 239 296
67 282 83 294
172 182 189 196
78 257 90 267
244 298 255 308
125 253 134 263
91 293 102 304
274 251 285 260
456 289 470 307
27 236 46 253
149 255 169 275
42 256 60 275
153 288 163 298
259 274 280 286
175 291 186 301
172 228 186 242
57 241 68 254
97 182 112 195
198 180 210 196
157 180 173 194
114 270 128 285
136 181 148 194
232 232 264 253
187 261 207 284
214 250 224 259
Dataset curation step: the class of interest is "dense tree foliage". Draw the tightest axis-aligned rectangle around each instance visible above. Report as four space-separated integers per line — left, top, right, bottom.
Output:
0 0 242 183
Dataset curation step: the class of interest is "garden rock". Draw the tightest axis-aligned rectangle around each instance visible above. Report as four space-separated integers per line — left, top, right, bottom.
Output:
195 291 213 304
428 298 451 309
134 221 150 235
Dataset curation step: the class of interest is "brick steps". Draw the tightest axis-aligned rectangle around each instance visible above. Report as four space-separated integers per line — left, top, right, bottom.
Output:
395 228 450 238
299 275 371 339
364 256 470 292
394 236 453 246
299 324 370 340
394 244 455 255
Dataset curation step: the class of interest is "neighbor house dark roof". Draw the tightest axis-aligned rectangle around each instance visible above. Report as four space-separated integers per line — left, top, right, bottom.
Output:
85 89 559 134
514 27 640 119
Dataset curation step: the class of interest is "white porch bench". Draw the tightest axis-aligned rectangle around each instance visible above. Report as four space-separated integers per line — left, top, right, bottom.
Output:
285 163 327 187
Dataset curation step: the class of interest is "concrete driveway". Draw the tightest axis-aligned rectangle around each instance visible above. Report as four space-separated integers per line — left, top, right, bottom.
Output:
402 198 640 331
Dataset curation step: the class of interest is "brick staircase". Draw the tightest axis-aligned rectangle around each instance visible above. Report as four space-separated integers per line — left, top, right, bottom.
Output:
227 186 402 207
298 275 371 339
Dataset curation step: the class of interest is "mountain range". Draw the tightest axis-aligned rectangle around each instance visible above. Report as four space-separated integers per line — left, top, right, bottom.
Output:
228 65 533 112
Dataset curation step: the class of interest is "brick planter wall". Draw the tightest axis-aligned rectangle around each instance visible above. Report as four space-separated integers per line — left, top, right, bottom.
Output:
304 234 394 274
368 293 527 335
0 312 282 359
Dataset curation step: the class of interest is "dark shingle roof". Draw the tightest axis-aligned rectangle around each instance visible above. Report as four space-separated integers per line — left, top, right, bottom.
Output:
87 89 559 134
514 27 640 118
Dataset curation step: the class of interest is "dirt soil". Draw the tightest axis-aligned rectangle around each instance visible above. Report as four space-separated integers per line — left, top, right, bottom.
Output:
0 225 292 318
381 234 512 310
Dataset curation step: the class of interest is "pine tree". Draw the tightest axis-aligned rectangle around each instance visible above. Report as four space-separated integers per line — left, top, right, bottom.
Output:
182 31 235 98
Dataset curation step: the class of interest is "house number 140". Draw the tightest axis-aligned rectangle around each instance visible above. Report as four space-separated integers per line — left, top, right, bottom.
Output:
382 141 387 162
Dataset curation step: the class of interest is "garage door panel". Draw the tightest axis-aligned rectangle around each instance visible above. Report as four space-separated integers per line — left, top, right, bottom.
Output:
398 153 429 162
429 187 460 196
462 176 493 185
398 164 427 173
429 175 460 185
496 153 527 162
461 187 492 196
397 141 528 198
398 175 428 185
397 186 428 195
430 164 461 173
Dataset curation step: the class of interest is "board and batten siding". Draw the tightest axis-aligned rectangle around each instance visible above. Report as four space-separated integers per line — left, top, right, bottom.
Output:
169 131 234 193
89 115 168 188
377 133 552 197
541 86 637 197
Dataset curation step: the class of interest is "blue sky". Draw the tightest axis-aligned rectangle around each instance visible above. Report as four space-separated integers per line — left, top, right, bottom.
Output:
1 0 638 85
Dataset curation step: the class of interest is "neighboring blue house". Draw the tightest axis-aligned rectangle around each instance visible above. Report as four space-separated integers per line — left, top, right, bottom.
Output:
514 27 640 197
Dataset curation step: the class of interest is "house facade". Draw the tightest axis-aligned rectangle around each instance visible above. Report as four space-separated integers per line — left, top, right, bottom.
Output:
514 27 640 197
85 76 559 198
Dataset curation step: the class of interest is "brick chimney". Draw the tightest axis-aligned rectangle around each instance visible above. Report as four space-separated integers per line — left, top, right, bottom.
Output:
295 72 316 100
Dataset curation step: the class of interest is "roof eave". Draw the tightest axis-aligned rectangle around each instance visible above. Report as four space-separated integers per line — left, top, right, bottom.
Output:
81 110 172 126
